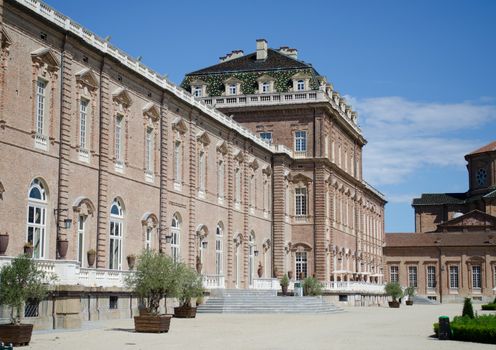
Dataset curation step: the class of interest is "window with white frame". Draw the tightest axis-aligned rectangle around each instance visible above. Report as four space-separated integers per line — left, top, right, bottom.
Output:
27 178 47 259
427 266 436 289
390 265 399 283
472 265 481 289
296 251 308 279
295 187 307 217
145 127 153 173
198 150 206 192
145 226 153 251
171 214 180 262
260 132 272 144
408 266 417 287
115 115 123 162
296 79 305 91
228 84 237 95
79 99 89 150
295 131 307 153
218 160 224 199
193 86 203 97
449 265 459 288
216 224 223 275
261 81 270 93
36 79 47 135
174 141 182 185
235 168 241 204
109 199 124 270
77 215 85 265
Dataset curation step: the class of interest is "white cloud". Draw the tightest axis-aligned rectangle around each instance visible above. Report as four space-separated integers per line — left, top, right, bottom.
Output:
347 96 496 185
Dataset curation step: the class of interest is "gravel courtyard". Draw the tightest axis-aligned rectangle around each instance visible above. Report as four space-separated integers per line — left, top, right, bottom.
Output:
26 304 494 350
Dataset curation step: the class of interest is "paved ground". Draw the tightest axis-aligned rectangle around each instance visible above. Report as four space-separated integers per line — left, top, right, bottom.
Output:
26 304 495 350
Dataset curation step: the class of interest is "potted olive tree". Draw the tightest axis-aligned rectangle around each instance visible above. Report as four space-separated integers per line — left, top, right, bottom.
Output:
405 286 415 306
0 255 54 346
385 282 403 308
280 274 289 296
125 250 179 333
173 263 204 318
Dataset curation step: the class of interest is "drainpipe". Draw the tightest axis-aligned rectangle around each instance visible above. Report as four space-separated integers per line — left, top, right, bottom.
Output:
437 246 443 304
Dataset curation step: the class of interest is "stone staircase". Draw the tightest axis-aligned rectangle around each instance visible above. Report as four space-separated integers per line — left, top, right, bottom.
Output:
197 289 343 314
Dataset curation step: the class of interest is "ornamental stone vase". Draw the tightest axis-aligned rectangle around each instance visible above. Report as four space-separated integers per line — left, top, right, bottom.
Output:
127 255 136 270
87 250 96 267
257 264 263 278
57 239 69 259
0 233 9 255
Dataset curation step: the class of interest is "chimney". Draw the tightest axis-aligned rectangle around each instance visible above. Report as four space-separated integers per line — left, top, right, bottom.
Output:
219 50 244 63
256 39 268 60
278 46 298 60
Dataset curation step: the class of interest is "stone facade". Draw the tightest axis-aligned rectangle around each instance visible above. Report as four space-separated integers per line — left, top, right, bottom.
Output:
0 0 386 328
385 142 496 303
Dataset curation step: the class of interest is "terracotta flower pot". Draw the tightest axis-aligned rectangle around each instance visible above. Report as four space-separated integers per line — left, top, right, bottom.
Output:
174 306 197 318
0 323 34 346
127 255 136 270
288 271 293 279
134 314 171 333
57 239 69 259
0 233 9 255
87 251 96 267
388 301 400 308
23 245 33 257
257 265 263 278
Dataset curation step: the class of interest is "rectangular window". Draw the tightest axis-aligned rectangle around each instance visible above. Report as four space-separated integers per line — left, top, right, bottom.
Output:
472 265 481 289
295 131 307 153
145 227 152 250
261 82 270 93
295 187 307 217
77 215 85 265
260 132 273 144
79 99 88 149
449 265 459 289
215 238 223 275
109 296 118 310
174 141 181 184
24 299 40 318
390 266 399 283
109 220 123 270
36 79 46 135
427 266 436 289
295 252 308 279
297 80 305 91
115 115 123 161
408 266 417 288
218 160 224 199
193 86 203 97
145 127 153 172
229 84 237 95
198 150 206 191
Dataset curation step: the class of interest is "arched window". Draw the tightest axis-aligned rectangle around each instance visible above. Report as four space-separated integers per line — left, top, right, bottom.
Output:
27 178 48 259
171 213 181 262
109 198 124 270
215 223 223 275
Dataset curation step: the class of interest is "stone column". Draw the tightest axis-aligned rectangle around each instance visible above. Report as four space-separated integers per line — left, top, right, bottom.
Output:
158 96 169 253
96 59 111 268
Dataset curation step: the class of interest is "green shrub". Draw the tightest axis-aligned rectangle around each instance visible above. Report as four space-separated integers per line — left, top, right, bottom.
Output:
481 303 496 311
384 282 403 302
433 322 439 337
450 315 496 344
280 274 289 287
462 297 475 318
175 263 204 308
302 277 323 296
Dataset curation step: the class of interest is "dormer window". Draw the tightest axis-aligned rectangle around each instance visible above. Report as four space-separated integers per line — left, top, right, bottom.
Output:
262 82 270 93
193 86 203 97
190 79 207 98
297 80 305 91
292 72 311 92
256 75 275 94
223 77 242 96
229 84 237 95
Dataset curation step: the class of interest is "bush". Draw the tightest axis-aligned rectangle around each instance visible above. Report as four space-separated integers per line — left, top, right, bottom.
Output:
481 304 496 311
175 263 204 308
462 297 475 319
450 315 496 344
433 322 439 337
384 282 403 302
280 274 289 287
302 277 323 296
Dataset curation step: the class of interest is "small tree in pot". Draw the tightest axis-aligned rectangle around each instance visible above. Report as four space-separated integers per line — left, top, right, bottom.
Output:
405 286 415 305
173 263 204 318
280 274 289 296
125 250 179 333
385 282 403 308
0 255 54 346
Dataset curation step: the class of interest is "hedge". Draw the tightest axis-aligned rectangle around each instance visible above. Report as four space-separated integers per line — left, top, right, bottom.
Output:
481 303 496 311
450 315 496 344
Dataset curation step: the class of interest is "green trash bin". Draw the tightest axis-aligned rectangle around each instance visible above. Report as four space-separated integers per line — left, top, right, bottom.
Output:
294 282 303 297
438 316 451 340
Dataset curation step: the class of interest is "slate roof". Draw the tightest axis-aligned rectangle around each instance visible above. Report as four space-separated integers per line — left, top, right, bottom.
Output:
385 232 496 247
186 49 318 76
412 193 466 206
468 140 496 155
485 189 496 198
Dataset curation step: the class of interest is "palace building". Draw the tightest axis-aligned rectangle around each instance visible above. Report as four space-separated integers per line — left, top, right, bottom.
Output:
0 0 385 329
384 141 496 303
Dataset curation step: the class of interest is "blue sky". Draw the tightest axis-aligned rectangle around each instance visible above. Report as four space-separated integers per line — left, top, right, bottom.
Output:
44 0 496 232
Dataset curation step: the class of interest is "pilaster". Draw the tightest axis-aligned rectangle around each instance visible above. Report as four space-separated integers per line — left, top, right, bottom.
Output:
158 97 169 253
226 135 234 286
242 145 249 287
272 155 287 277
188 112 196 268
314 164 327 280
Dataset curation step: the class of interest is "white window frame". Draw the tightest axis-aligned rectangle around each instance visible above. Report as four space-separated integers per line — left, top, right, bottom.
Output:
215 225 223 275
427 266 436 289
472 265 481 289
261 81 270 93
193 85 203 97
260 132 272 144
449 265 459 289
171 214 180 262
296 80 305 91
295 130 307 153
27 178 47 259
390 265 399 283
408 266 417 288
145 226 153 251
109 199 124 270
145 127 154 173
36 79 47 136
115 115 123 162
295 251 308 279
228 84 237 95
295 187 307 217
77 215 86 265
79 99 89 150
